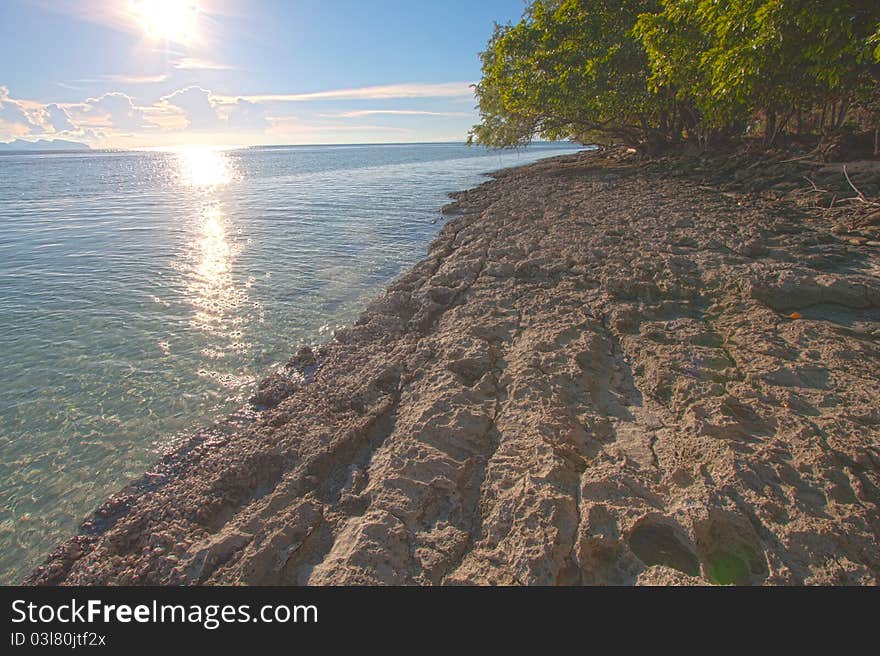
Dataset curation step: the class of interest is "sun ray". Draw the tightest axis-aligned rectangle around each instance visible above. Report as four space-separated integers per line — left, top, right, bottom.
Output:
129 0 202 45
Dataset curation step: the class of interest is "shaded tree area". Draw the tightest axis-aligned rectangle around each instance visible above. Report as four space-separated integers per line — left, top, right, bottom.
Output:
469 1 880 157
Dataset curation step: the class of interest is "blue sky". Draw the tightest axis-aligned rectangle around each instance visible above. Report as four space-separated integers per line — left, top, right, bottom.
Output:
0 0 528 148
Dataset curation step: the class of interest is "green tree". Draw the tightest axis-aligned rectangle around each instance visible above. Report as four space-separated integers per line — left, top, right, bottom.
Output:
469 0 667 152
873 24 880 62
635 1 880 145
472 0 880 153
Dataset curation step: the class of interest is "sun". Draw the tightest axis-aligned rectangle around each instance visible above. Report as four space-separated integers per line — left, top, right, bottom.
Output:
129 0 201 44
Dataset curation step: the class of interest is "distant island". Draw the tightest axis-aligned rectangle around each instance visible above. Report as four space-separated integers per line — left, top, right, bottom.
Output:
0 138 90 152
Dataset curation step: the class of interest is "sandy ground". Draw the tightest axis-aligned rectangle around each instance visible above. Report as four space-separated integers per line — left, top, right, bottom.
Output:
28 151 880 585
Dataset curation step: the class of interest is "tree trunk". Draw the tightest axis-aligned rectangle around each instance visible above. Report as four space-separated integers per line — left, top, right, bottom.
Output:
764 110 777 147
834 100 850 130
774 110 794 145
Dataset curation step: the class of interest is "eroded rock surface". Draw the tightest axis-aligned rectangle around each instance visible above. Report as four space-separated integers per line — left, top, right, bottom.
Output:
28 152 880 585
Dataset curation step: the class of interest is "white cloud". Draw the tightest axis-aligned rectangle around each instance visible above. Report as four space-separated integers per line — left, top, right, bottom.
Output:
227 98 268 131
79 73 170 84
172 57 233 71
330 109 471 118
1 78 478 146
0 86 41 133
160 88 268 133
85 92 148 129
217 81 475 104
161 86 221 129
45 103 76 131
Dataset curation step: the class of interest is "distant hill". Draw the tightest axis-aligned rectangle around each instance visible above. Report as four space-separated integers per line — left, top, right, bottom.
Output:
0 138 91 152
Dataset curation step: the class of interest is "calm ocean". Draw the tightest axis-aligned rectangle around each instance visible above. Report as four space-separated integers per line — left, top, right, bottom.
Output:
0 141 581 582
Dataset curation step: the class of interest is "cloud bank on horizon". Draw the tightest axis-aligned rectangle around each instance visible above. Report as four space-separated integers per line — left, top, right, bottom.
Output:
0 0 524 148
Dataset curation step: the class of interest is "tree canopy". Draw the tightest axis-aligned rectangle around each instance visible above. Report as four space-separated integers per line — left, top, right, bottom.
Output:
470 0 880 153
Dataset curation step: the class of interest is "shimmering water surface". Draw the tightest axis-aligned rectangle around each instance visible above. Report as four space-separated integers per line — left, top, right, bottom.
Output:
0 142 581 582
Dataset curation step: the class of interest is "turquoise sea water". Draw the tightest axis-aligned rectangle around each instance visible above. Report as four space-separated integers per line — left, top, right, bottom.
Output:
0 142 581 582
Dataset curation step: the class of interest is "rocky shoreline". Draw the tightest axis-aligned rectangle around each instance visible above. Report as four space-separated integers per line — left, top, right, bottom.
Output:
28 150 880 585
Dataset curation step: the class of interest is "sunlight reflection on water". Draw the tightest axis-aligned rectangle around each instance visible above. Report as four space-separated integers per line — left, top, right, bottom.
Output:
0 142 584 583
176 147 236 188
174 149 254 380
190 204 241 334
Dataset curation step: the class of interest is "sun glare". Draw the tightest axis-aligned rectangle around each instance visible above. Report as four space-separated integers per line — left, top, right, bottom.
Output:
130 0 201 44
175 147 234 187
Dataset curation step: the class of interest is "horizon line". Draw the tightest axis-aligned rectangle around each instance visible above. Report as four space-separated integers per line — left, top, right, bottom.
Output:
0 138 576 153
